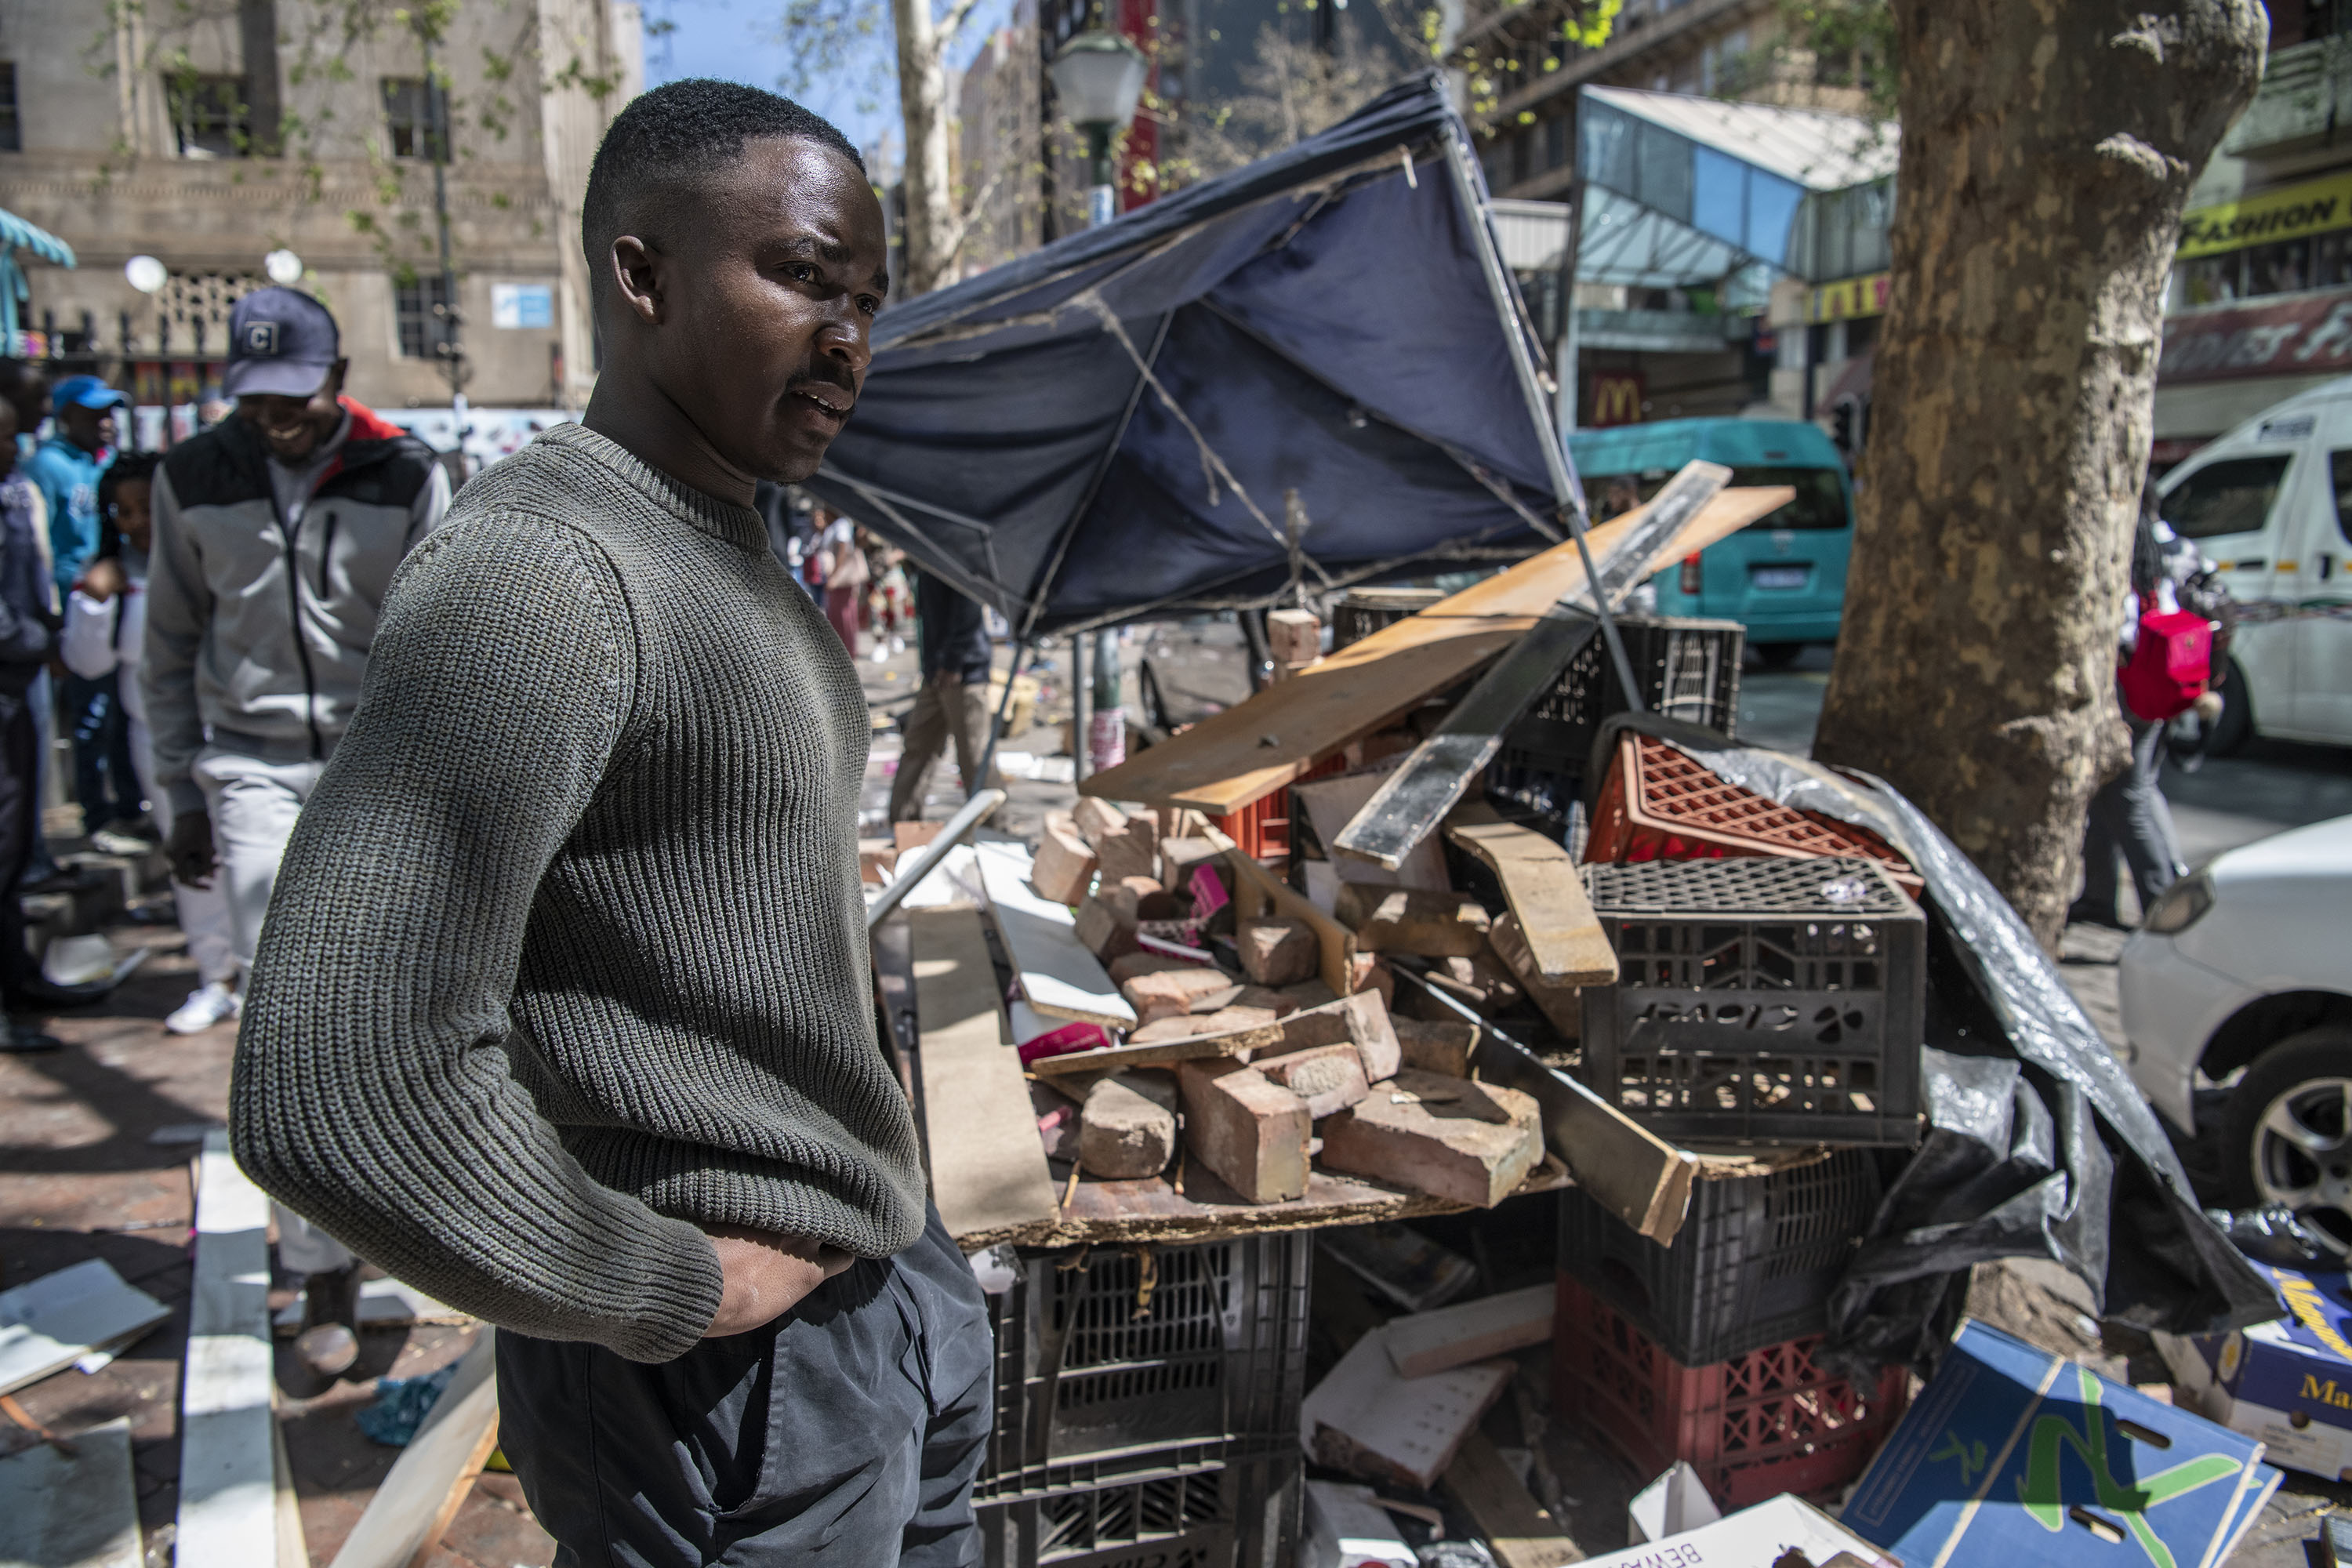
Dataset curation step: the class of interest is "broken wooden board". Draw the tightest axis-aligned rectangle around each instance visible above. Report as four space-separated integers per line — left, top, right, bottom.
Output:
953 1153 1570 1250
1394 967 1695 1246
1384 1283 1555 1379
328 1331 500 1568
177 1131 285 1568
1304 1326 1514 1490
1444 1431 1586 1568
971 840 1136 1029
1082 485 1792 815
1335 462 1732 871
1209 827 1357 998
909 904 1062 1246
1026 1009 1287 1077
1293 764 1452 891
1446 804 1617 987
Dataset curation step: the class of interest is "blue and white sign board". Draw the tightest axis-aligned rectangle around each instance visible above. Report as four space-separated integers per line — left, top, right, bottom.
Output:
491 283 554 330
2160 1261 2352 1484
1846 1319 2276 1568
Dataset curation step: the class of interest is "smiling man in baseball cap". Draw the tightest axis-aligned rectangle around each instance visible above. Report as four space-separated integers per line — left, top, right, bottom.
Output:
142 285 451 1373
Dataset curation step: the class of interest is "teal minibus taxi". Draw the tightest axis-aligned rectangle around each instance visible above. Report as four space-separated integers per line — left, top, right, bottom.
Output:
1569 418 1854 664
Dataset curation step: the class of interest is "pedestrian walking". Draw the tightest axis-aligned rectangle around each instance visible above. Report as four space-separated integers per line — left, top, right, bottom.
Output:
2071 482 2209 930
817 507 869 652
0 399 60 1051
889 567 998 823
231 80 988 1567
61 456 238 1033
143 285 452 1370
27 376 140 837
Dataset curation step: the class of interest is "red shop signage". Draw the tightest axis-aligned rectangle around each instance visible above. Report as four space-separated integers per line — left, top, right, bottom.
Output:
2160 289 2352 383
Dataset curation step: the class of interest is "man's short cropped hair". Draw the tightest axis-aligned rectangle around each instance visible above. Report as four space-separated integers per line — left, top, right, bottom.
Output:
581 79 866 294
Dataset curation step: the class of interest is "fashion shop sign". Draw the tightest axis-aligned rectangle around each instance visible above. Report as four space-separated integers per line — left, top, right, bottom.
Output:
2159 290 2352 383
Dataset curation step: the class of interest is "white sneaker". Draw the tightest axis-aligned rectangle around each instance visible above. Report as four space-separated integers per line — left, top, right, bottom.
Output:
166 980 240 1035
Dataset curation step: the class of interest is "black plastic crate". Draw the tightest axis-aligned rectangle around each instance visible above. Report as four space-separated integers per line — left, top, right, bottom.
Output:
1578 857 1926 1147
1504 615 1744 769
1330 587 1443 649
982 1234 1310 1483
975 1445 1301 1568
1558 1149 1882 1363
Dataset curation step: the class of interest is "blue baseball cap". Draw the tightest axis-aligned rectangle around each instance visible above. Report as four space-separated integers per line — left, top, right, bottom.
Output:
223 286 342 400
51 375 127 412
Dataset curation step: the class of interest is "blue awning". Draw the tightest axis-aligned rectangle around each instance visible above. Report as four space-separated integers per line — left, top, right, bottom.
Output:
0 207 74 269
800 73 1581 637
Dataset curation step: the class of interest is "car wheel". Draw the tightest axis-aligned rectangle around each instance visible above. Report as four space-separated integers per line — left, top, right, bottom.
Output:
2223 1029 2352 1255
2207 658 2255 757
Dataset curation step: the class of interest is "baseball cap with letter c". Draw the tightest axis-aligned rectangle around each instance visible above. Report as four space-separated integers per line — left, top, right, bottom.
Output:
223 287 341 400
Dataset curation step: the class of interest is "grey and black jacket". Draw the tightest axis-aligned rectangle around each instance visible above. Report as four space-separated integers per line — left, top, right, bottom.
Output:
144 400 451 816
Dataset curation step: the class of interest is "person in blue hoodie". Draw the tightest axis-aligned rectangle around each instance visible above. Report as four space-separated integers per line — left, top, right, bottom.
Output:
24 376 140 837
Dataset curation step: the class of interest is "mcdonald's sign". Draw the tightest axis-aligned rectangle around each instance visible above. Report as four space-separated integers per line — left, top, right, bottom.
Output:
1588 372 1646 427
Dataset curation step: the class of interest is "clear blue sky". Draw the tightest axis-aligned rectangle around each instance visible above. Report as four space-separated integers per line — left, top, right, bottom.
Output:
641 0 1013 172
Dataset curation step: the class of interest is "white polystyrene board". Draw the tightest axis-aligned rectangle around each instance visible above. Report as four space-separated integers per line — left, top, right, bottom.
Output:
0 1415 141 1567
1301 1325 1512 1490
897 843 983 909
1305 1480 1415 1568
0 1258 168 1397
971 840 1136 1027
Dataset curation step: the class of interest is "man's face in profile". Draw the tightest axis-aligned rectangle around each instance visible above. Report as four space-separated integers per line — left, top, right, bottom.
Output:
657 138 890 486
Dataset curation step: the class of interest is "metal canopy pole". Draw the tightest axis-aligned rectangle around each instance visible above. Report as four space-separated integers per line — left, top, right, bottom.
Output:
1442 131 1646 715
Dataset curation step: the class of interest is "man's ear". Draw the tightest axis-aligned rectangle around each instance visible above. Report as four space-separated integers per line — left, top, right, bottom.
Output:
322 360 349 402
610 235 665 327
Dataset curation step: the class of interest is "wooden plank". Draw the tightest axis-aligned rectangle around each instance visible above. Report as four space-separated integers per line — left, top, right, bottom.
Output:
970 841 1137 1029
1396 970 1696 1246
1444 1431 1586 1568
1446 804 1617 987
1026 1013 1286 1076
1082 486 1792 815
956 1154 1570 1250
176 1131 282 1568
328 1331 500 1568
1334 463 1731 872
1384 1283 1555 1379
1208 828 1356 998
908 905 1062 1246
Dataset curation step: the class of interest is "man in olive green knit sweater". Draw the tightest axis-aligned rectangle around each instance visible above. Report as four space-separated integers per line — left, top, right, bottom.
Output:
232 82 989 1566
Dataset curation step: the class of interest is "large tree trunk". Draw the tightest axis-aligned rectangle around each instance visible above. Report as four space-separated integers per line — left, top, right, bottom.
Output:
891 0 956 296
1813 0 2265 950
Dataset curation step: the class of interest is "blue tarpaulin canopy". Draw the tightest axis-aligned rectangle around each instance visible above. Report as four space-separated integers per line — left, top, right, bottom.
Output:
803 73 1585 637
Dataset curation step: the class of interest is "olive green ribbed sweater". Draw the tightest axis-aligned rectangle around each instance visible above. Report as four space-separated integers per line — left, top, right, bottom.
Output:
231 422 925 1364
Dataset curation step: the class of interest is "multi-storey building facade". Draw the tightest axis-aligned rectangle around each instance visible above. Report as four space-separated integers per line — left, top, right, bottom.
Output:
0 0 640 420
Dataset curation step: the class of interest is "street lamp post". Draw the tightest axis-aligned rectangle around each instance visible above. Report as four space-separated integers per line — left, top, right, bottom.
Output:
1046 26 1146 777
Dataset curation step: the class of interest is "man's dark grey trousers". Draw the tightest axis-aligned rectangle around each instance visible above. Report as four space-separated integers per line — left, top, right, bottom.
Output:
497 1204 992 1566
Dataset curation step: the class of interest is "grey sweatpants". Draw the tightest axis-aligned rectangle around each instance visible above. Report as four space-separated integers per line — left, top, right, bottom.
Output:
887 673 994 823
194 746 352 1272
2080 713 2185 922
496 1203 993 1567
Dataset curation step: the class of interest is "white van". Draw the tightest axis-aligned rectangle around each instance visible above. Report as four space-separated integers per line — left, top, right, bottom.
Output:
2157 377 2352 750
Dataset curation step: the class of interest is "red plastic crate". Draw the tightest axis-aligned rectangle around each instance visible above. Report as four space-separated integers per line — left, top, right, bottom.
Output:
1552 1274 1908 1510
1584 734 1922 893
1210 754 1345 862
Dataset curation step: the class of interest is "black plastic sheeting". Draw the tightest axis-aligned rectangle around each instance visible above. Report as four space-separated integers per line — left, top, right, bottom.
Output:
1582 713 2278 1377
800 74 1576 637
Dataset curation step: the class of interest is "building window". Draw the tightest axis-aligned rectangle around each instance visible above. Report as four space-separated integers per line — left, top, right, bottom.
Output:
0 64 19 153
169 74 249 158
394 274 455 359
382 78 448 162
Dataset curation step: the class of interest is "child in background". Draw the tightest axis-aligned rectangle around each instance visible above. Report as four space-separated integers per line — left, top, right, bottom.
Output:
63 456 239 1033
